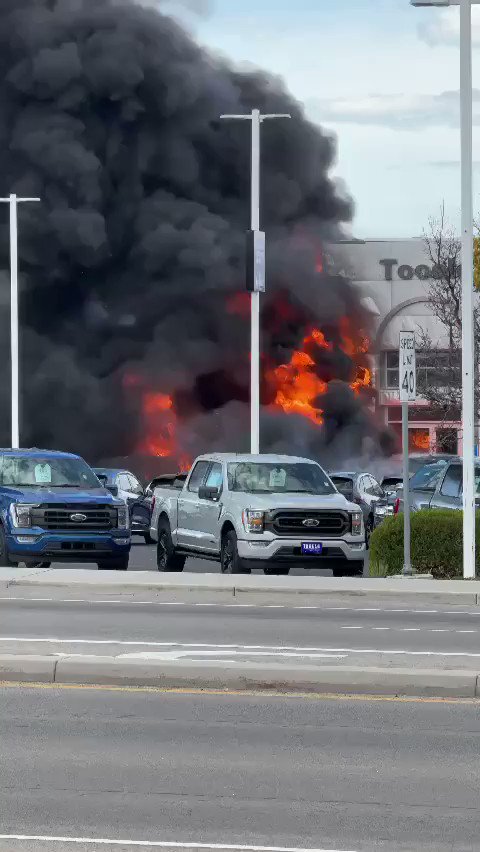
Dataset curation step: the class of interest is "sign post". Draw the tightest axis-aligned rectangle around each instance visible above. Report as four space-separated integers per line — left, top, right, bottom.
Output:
399 331 416 576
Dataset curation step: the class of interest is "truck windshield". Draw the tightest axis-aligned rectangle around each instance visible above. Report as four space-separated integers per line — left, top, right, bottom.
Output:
227 462 335 495
0 455 102 488
409 461 448 492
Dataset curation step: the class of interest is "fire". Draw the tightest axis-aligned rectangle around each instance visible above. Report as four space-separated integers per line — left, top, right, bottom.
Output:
411 429 430 452
267 320 372 423
125 377 191 471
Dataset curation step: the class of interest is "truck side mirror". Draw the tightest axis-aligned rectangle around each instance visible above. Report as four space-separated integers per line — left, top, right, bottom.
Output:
108 485 119 497
198 485 220 501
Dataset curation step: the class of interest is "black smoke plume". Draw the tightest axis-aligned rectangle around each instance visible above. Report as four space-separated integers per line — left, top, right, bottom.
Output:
0 0 390 473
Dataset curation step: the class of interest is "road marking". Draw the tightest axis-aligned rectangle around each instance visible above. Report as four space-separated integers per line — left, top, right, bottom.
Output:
372 627 389 631
0 837 356 852
2 598 480 617
118 650 347 661
340 626 364 630
2 637 480 657
1 680 479 704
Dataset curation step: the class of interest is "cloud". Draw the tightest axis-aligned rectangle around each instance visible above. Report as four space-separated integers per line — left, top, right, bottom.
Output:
418 7 480 47
309 90 480 130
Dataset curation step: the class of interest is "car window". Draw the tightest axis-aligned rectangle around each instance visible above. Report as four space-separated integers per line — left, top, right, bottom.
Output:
205 463 223 491
440 465 462 499
410 461 448 492
331 477 354 497
187 461 210 493
369 476 383 497
227 462 335 495
0 454 100 488
117 474 131 491
128 474 143 495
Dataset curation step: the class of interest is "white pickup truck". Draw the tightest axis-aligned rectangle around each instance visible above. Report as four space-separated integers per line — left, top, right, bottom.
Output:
150 453 366 576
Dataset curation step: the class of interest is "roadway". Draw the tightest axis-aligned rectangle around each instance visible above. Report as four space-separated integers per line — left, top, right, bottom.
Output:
41 539 369 576
2 590 480 669
1 684 479 852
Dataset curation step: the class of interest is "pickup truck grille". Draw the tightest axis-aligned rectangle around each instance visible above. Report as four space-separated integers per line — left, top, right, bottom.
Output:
267 510 350 538
31 504 117 531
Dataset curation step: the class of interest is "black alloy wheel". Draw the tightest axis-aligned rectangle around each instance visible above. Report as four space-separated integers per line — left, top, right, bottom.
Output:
156 521 185 572
221 530 250 574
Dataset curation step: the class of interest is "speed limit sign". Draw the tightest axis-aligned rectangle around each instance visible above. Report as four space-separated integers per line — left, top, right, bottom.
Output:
399 331 416 402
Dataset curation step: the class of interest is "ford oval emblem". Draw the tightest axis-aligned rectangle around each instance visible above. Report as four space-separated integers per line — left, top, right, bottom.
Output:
302 518 319 527
70 513 87 522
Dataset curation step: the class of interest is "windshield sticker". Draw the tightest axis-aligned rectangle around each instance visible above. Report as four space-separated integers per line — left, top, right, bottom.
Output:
34 463 52 484
269 468 286 488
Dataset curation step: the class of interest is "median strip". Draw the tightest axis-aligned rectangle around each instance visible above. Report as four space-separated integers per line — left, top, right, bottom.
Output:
0 653 478 697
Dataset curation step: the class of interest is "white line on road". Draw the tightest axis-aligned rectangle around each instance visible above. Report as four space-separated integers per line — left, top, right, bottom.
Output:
2 637 480 657
0 836 356 852
2 598 480 617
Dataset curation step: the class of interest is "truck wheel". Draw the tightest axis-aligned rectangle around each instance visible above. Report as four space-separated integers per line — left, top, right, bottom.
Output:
264 565 290 576
157 520 186 572
221 530 251 574
25 561 51 568
97 556 129 571
0 525 15 567
332 561 364 578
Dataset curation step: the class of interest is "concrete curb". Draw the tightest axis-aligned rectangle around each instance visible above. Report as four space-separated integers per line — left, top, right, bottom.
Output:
0 654 56 683
1 654 478 698
1 567 480 606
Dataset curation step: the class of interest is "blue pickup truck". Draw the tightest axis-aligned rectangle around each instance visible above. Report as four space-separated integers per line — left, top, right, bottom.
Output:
0 449 131 570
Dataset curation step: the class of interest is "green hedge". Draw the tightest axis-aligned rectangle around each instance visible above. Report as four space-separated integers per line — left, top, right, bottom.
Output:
369 509 480 579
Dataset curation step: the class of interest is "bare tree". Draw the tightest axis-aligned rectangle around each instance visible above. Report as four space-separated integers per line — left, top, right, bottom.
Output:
418 206 480 433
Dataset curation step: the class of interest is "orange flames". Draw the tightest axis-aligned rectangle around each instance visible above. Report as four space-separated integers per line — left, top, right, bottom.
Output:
124 378 191 472
267 321 372 424
126 281 373 469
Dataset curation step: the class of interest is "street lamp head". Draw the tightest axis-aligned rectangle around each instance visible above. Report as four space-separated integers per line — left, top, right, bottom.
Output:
410 1 451 6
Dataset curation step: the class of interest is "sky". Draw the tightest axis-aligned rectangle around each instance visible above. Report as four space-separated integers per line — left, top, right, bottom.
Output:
166 0 480 240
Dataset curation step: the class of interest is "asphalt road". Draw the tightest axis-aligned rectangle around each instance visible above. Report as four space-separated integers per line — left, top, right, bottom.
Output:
1 685 480 852
2 592 480 669
39 539 369 576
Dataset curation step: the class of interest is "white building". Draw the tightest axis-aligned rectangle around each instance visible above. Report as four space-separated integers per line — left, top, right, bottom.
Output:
334 238 461 455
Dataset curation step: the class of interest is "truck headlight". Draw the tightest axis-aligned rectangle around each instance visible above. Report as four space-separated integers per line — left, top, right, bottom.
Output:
116 505 130 530
10 504 36 528
351 511 363 536
242 510 265 533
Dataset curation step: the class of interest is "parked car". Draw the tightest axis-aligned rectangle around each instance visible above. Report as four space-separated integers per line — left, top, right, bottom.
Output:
150 454 366 577
380 474 403 495
329 471 385 545
396 458 475 513
395 457 458 514
93 467 153 544
0 449 130 570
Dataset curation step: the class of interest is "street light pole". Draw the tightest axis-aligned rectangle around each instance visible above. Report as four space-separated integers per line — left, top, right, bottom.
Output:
220 109 290 454
460 0 476 579
0 194 41 449
411 0 478 578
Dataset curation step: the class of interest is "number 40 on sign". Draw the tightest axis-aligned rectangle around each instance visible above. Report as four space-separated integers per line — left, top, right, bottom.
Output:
399 331 416 402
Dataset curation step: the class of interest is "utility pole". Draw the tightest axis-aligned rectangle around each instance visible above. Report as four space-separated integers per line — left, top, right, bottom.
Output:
411 0 478 576
219 109 290 454
0 194 41 448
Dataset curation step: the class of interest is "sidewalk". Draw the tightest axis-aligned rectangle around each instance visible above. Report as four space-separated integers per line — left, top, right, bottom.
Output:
1 566 479 606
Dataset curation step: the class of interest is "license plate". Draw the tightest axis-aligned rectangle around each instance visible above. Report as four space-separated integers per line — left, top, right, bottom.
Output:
301 542 323 555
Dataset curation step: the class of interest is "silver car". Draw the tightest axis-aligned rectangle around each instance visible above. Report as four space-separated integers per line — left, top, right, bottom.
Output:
395 458 461 514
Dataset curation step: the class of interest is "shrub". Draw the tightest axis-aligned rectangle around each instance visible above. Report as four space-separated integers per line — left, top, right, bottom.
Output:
369 509 480 579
